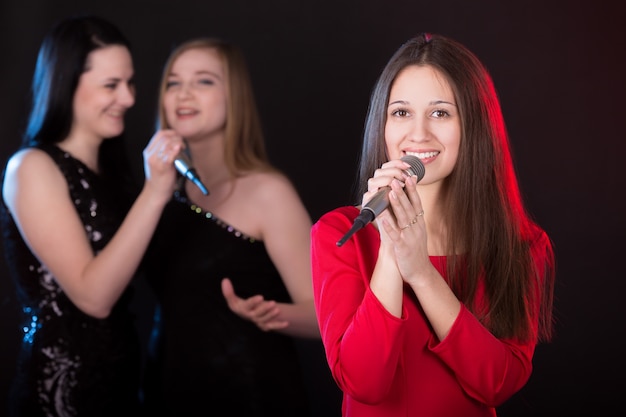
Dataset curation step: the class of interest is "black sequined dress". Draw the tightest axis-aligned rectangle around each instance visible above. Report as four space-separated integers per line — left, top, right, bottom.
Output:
0 144 141 417
142 185 310 417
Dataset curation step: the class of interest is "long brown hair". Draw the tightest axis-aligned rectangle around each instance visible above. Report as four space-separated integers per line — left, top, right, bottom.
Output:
156 38 274 176
360 33 555 342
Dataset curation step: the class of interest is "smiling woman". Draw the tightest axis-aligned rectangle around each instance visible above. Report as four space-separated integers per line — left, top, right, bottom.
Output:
141 38 321 417
0 15 183 417
310 32 556 417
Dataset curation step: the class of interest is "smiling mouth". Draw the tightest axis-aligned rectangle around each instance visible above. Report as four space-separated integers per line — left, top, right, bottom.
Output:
406 151 439 159
106 110 125 118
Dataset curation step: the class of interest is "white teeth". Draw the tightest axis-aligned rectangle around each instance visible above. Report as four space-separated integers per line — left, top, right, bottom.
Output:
177 109 195 115
406 151 439 159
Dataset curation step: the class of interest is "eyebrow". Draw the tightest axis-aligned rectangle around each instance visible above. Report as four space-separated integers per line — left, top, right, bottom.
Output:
168 70 221 79
389 99 457 107
103 77 123 83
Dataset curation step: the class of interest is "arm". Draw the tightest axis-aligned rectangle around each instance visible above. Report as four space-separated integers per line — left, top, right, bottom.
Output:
430 306 536 406
2 131 182 318
381 176 461 340
384 175 536 405
260 174 319 338
311 209 408 402
222 172 319 339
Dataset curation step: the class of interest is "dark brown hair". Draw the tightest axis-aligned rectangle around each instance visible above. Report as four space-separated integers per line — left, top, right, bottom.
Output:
359 33 555 342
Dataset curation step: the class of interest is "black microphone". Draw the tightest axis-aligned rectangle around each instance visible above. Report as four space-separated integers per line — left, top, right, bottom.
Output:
174 152 209 195
336 155 425 247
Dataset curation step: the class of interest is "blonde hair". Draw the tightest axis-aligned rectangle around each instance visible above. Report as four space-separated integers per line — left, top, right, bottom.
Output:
157 38 274 176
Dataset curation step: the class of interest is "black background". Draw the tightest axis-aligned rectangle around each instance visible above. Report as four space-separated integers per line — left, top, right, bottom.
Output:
1 1 625 416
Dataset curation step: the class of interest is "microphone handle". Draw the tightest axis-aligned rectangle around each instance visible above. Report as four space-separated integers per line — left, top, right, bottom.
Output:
360 186 391 219
183 168 209 196
174 155 210 196
336 187 390 247
335 213 370 247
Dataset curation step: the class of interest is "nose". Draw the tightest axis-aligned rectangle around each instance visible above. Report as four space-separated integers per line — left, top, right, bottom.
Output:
176 82 193 99
406 117 429 142
118 83 135 107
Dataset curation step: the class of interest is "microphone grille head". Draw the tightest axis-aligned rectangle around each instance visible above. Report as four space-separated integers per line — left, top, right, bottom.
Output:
400 155 425 182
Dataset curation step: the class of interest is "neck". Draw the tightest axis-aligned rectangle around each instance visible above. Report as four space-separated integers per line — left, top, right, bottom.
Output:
57 135 102 172
185 134 231 190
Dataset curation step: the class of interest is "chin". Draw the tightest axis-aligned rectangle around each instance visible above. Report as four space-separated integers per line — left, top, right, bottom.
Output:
103 125 125 138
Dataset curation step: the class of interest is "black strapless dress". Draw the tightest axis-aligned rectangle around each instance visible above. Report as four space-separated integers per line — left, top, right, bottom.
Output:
142 185 310 416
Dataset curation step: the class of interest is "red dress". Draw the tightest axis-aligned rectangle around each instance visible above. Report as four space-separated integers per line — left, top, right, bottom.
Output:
311 206 547 417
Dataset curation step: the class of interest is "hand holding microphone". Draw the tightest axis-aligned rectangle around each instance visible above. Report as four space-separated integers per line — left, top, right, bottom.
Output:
145 130 209 196
337 155 425 247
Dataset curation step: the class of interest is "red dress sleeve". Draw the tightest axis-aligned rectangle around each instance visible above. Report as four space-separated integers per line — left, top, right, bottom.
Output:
311 206 406 402
429 304 535 405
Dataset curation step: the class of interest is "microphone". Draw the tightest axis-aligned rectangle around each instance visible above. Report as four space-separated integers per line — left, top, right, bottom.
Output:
174 152 209 195
336 155 425 247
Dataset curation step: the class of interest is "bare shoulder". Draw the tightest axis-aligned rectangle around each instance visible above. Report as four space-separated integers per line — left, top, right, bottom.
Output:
3 148 65 203
5 147 58 176
236 171 311 245
238 170 301 202
238 170 310 223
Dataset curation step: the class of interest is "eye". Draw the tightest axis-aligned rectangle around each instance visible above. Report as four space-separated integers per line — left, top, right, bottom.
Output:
195 78 215 87
165 80 180 89
104 82 118 90
391 108 410 117
431 109 450 118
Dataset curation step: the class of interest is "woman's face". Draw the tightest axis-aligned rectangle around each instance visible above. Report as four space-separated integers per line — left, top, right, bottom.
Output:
71 45 135 141
384 65 461 185
162 47 227 141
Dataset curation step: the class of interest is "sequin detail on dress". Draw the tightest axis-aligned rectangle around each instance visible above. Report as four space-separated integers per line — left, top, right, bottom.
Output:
174 190 256 243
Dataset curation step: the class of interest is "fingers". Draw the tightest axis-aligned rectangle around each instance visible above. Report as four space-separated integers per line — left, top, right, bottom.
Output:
389 175 423 231
145 129 184 165
221 278 262 309
242 299 287 331
220 278 235 302
142 130 186 194
221 278 288 331
363 159 415 206
260 318 289 332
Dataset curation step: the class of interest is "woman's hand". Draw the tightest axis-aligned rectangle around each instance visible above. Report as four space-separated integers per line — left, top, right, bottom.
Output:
361 158 414 212
142 129 184 203
382 175 431 285
221 278 289 332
